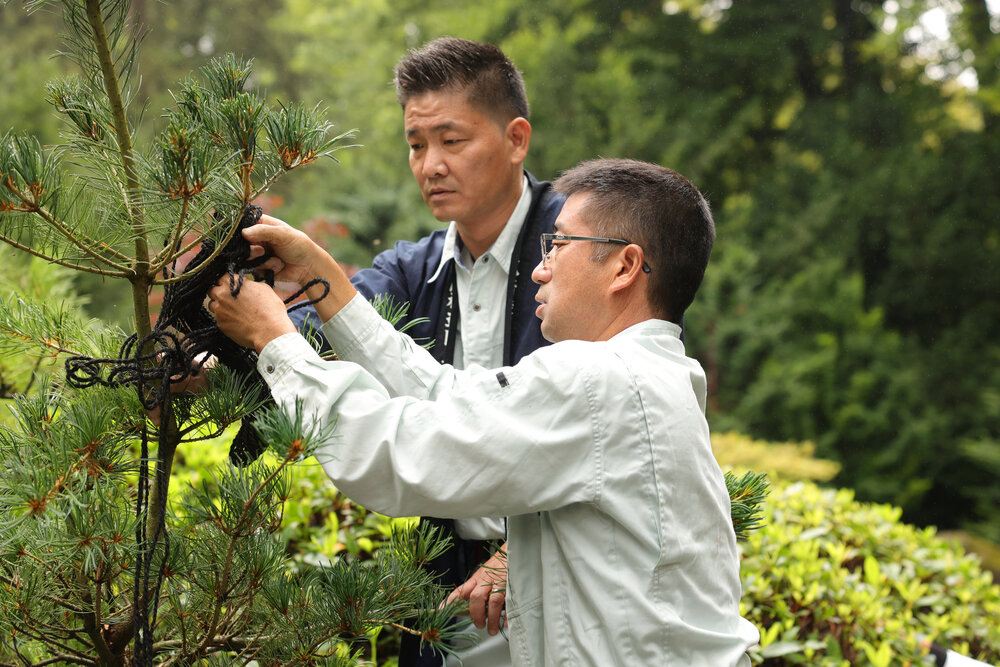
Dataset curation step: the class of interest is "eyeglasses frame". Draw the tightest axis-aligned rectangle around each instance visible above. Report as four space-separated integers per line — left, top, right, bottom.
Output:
540 233 652 273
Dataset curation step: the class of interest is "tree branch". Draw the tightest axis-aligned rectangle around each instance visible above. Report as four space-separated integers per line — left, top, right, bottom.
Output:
149 197 190 275
83 0 149 278
151 211 242 286
31 202 134 267
0 232 130 278
77 569 124 667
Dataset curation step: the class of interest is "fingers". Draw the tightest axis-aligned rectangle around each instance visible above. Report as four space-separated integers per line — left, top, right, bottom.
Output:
205 281 226 307
444 551 509 634
466 581 506 633
486 587 506 636
467 581 490 629
446 579 473 605
242 214 293 245
259 213 286 227
240 215 322 286
206 277 296 351
464 574 506 632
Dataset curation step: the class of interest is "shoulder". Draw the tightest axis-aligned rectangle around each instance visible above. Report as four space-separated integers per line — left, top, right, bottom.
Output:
352 228 449 297
526 326 698 397
515 338 631 394
371 228 448 269
525 170 565 226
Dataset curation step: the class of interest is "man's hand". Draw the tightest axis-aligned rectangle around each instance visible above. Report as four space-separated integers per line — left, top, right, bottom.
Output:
446 548 508 636
244 214 358 323
207 278 296 352
244 214 326 287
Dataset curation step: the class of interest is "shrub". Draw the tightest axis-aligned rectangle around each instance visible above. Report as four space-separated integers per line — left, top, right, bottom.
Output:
740 481 1000 666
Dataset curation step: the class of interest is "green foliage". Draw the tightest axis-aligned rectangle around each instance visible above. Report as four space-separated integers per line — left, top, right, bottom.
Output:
0 1 444 663
741 481 1000 666
727 470 770 543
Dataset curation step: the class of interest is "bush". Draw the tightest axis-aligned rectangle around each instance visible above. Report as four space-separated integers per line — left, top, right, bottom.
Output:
740 480 1000 666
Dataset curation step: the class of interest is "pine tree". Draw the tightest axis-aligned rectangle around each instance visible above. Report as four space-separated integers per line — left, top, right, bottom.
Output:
0 1 470 664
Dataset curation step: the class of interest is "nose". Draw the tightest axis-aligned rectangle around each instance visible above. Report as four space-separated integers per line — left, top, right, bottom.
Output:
531 259 550 285
420 143 447 179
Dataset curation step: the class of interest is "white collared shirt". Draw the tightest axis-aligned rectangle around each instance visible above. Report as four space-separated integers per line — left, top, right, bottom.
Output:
426 176 531 541
427 175 531 371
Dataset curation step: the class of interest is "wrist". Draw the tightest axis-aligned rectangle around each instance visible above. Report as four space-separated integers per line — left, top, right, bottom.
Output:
296 241 330 288
252 320 297 355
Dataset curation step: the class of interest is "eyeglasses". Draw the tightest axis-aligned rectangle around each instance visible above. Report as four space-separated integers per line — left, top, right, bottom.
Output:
540 233 652 273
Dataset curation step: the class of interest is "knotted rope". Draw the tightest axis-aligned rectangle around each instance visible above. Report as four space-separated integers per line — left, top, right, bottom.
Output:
64 204 327 664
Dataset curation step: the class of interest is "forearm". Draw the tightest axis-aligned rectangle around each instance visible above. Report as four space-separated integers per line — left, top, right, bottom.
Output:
257 334 599 518
300 247 358 324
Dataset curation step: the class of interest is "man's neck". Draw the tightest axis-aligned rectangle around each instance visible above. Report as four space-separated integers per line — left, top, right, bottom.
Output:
594 300 660 342
455 175 526 260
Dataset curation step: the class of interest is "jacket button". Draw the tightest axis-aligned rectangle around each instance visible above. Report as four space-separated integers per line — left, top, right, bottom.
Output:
265 364 275 373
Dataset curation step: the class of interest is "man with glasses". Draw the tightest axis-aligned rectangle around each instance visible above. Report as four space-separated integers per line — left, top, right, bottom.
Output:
208 157 760 666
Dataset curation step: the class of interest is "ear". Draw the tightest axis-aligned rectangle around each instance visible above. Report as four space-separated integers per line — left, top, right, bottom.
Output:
505 117 531 164
609 244 648 294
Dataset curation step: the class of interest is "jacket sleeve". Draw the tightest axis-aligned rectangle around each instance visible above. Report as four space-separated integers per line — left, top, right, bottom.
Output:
257 320 604 520
352 246 413 303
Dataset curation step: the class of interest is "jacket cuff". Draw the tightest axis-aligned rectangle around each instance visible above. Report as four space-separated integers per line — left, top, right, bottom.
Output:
258 332 323 387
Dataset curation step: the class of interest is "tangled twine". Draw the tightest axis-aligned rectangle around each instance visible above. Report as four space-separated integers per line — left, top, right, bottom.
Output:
64 204 327 664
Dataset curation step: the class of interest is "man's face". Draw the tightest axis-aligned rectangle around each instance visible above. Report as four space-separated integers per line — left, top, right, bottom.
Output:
531 193 615 343
404 90 524 228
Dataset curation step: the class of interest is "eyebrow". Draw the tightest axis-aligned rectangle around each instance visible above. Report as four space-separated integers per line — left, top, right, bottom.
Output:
406 122 458 137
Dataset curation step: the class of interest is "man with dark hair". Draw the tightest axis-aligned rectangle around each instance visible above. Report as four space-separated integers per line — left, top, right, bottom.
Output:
547 158 715 322
290 36 563 666
208 157 760 667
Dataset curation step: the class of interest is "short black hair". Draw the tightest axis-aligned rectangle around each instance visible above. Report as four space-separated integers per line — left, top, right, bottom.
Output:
553 158 715 322
394 37 529 124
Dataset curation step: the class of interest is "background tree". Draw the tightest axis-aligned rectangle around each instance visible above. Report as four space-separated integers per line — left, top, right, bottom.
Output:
260 0 1000 542
4 0 999 663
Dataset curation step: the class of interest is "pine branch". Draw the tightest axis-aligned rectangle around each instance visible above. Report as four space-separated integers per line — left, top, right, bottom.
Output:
0 293 104 360
1 134 133 276
78 571 124 667
148 197 191 276
82 0 147 273
0 571 84 616
150 212 239 286
185 461 294 661
0 230 128 278
31 206 133 272
726 470 770 542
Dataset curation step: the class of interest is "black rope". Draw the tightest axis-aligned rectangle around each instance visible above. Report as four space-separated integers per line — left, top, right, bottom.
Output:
63 204 328 664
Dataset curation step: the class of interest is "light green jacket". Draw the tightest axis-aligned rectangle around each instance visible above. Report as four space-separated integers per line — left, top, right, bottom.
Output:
258 294 759 666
